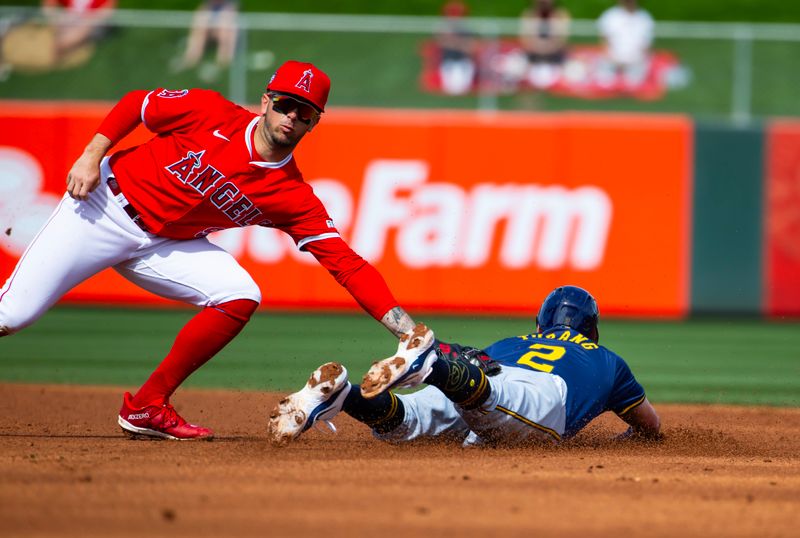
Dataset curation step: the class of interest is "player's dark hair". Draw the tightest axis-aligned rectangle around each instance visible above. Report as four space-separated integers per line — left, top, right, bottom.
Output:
536 285 600 342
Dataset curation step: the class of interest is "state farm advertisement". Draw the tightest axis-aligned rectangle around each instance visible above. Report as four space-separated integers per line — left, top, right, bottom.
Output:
0 103 692 316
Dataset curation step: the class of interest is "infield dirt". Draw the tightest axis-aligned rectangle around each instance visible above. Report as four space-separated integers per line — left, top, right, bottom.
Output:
1 383 798 537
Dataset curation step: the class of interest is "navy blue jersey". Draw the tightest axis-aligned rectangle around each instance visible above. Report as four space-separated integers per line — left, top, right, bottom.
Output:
484 328 645 438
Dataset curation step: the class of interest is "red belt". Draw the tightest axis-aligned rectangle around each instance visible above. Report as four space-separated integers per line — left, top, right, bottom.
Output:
107 177 149 232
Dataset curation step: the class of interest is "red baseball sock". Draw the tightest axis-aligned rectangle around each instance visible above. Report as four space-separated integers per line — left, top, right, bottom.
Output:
131 299 258 408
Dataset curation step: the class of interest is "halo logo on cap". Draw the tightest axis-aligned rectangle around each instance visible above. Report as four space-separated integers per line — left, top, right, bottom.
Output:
267 60 331 112
295 69 313 93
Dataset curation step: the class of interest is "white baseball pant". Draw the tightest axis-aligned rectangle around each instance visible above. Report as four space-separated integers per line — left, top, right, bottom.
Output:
374 366 568 446
0 157 260 335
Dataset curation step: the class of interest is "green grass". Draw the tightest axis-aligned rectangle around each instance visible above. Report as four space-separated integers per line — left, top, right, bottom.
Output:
1 306 799 407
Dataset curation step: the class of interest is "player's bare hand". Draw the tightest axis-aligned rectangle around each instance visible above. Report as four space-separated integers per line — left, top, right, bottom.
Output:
67 134 111 200
66 164 101 201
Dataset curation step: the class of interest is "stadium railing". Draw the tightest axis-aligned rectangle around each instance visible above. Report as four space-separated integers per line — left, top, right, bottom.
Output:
0 8 798 123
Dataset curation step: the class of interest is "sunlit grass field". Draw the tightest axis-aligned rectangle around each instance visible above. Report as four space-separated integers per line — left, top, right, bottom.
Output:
1 306 798 407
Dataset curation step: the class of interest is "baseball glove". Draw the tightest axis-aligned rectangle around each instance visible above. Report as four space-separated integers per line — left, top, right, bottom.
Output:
435 341 502 376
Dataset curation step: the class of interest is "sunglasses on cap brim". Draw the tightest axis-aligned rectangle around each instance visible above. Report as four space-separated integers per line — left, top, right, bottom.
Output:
268 93 320 124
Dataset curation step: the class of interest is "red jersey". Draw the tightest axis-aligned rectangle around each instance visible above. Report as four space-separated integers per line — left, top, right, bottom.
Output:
109 88 335 244
99 88 398 320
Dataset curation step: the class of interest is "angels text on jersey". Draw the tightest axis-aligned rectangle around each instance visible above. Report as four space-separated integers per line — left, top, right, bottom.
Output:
165 150 269 230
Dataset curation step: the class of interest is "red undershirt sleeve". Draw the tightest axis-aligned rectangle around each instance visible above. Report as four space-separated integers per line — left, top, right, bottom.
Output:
96 89 149 146
302 237 399 320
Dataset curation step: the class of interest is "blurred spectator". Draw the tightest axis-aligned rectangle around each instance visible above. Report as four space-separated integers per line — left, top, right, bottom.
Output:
436 1 476 95
41 0 116 63
0 0 116 77
519 0 570 89
172 0 239 82
596 0 654 88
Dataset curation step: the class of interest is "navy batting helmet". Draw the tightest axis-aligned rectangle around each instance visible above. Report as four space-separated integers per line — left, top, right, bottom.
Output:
536 285 600 342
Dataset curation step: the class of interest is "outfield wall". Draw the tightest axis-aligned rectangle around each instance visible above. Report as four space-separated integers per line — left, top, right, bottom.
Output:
0 103 796 317
765 121 800 317
691 123 764 314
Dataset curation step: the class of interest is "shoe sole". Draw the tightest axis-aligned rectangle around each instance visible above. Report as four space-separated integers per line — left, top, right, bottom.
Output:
117 416 214 441
268 362 349 446
360 323 434 399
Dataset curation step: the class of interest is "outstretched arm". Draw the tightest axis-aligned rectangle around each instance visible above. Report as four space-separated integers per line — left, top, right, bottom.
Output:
303 237 415 338
379 306 415 338
617 397 661 440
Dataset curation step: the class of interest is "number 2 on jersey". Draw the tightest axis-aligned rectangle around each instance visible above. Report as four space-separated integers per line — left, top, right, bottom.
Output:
517 344 566 373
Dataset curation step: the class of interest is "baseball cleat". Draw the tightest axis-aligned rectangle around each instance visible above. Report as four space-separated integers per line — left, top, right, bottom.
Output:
118 392 214 441
267 362 351 446
360 322 437 399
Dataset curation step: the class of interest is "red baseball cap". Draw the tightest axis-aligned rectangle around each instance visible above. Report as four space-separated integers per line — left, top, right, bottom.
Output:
267 60 331 112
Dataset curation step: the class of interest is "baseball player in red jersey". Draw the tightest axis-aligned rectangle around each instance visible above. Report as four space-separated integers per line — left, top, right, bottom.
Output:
0 60 417 441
